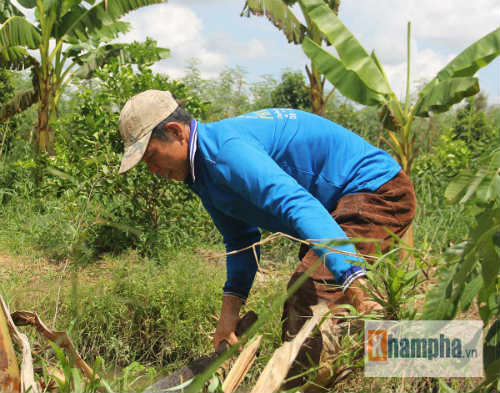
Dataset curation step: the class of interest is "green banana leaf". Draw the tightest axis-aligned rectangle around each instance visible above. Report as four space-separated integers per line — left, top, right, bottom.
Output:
302 37 385 106
415 77 479 117
55 4 89 41
0 46 39 70
300 0 391 95
72 43 128 78
17 0 37 9
64 21 131 49
0 89 38 122
242 0 307 44
416 28 500 116
0 2 24 23
421 259 458 320
474 208 500 291
72 42 170 79
438 28 500 81
0 16 41 50
379 98 406 132
484 320 500 385
57 11 130 42
65 0 165 42
94 20 131 41
445 149 500 205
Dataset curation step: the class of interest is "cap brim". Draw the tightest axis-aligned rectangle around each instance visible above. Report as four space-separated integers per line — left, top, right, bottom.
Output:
118 131 153 174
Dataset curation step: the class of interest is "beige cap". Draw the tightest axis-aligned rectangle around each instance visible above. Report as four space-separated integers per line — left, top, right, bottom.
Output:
118 90 178 174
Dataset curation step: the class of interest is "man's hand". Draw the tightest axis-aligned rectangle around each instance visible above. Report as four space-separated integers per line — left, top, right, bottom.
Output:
213 295 243 352
345 277 382 314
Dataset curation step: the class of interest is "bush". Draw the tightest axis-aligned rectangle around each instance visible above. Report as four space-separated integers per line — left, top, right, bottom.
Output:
47 63 216 261
59 253 225 367
411 99 499 253
0 61 219 264
325 98 381 146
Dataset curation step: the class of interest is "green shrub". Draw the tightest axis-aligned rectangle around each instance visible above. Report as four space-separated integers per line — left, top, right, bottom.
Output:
0 61 219 263
412 97 499 254
58 252 225 367
422 149 499 391
52 63 215 259
325 99 381 146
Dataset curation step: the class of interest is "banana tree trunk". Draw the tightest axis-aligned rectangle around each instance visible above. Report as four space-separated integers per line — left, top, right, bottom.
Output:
36 78 55 155
0 301 21 393
401 161 415 257
36 81 49 154
306 63 327 116
0 121 9 159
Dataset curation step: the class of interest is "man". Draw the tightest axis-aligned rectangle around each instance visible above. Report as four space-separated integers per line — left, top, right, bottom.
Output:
118 90 416 385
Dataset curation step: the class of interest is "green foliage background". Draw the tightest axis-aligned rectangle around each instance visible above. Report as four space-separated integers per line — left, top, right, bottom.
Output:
0 54 499 392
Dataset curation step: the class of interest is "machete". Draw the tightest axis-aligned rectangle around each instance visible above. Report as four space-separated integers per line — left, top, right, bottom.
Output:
143 311 258 393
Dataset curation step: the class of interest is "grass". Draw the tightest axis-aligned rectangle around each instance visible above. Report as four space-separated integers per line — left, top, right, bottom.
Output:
2 249 226 365
1 239 487 392
0 246 289 392
0 170 485 392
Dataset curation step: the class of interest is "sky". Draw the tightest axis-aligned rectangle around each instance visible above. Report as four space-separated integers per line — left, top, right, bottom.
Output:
11 0 500 105
118 0 500 105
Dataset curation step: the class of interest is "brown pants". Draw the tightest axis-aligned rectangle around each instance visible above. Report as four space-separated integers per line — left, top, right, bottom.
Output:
281 170 416 388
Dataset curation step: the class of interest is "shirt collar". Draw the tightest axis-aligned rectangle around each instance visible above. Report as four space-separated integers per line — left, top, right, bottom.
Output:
187 119 198 183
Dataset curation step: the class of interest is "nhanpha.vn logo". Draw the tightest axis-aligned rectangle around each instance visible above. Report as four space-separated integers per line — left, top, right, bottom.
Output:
364 321 483 377
367 330 478 361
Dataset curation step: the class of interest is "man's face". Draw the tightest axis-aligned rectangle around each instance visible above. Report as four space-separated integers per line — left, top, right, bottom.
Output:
142 123 190 181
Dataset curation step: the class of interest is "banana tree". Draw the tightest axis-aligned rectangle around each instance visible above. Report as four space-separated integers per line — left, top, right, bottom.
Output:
241 0 340 116
299 0 500 175
298 0 499 249
0 0 169 154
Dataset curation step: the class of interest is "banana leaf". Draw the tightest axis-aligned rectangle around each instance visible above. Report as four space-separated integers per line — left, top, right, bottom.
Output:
302 37 385 106
0 89 38 122
0 2 24 23
484 320 500 385
445 150 500 205
17 0 37 9
72 43 127 78
72 41 169 79
437 27 500 81
414 77 479 117
0 16 41 50
379 98 406 132
421 260 458 320
64 0 165 42
0 46 39 70
64 21 131 52
58 14 130 42
300 0 391 95
242 0 306 44
416 28 500 116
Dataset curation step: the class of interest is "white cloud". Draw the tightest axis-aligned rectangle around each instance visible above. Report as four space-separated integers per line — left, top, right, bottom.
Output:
342 0 500 64
119 3 228 77
384 44 455 99
197 49 226 69
338 0 499 98
118 3 270 79
206 33 268 59
245 39 267 59
410 0 500 47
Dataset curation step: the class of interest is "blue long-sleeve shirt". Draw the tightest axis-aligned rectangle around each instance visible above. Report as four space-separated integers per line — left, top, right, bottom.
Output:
185 109 401 300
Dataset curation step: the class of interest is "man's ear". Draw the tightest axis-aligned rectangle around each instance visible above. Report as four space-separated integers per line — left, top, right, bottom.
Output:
164 122 185 141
